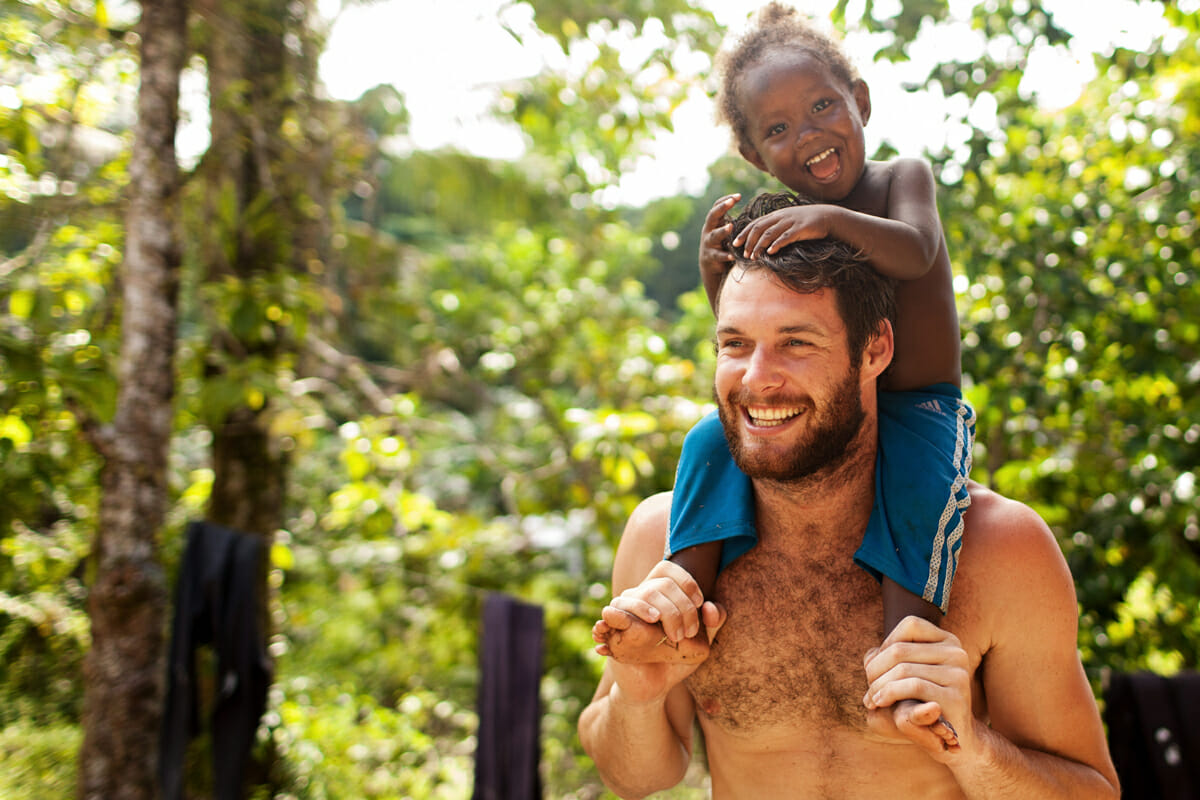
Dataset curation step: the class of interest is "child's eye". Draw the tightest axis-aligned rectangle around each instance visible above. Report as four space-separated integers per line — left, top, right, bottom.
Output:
767 122 787 137
812 98 832 113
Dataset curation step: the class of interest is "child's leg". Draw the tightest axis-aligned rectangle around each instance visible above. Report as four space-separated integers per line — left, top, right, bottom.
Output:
881 575 941 633
669 540 721 601
595 411 751 664
881 577 958 747
862 387 975 749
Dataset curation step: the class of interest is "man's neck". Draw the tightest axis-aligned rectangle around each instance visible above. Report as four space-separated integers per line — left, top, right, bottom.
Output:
751 420 878 558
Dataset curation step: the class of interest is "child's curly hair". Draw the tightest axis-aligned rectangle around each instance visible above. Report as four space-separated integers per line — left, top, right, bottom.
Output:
715 2 861 155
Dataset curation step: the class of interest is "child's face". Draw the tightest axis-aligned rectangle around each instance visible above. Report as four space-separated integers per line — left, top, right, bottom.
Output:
736 51 871 202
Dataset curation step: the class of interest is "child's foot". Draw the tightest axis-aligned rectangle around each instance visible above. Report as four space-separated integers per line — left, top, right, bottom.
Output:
933 714 959 749
592 609 708 664
893 698 960 750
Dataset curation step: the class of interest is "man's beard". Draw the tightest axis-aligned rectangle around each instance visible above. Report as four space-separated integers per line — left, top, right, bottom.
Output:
717 367 866 484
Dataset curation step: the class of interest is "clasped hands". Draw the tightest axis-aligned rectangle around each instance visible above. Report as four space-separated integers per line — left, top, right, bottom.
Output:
593 561 975 758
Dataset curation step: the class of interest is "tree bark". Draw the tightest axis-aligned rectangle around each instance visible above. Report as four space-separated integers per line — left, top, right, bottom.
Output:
184 0 314 790
195 0 324 538
77 1 188 798
198 0 292 543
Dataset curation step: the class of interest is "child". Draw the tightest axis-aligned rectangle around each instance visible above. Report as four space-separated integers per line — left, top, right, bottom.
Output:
593 2 974 743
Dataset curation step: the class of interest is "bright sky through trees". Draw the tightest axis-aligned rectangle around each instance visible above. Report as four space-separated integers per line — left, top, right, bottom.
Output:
315 0 1175 204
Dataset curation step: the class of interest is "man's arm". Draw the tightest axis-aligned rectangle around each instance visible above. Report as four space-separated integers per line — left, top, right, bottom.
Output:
578 492 716 798
864 488 1120 799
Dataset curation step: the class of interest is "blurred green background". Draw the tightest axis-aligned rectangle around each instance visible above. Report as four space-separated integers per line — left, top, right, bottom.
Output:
1 0 1197 796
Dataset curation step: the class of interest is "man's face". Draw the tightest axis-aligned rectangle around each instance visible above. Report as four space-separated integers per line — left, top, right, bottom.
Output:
714 267 868 482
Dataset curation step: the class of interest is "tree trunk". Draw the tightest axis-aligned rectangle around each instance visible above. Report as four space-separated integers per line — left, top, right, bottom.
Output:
198 0 292 540
77 1 188 798
208 407 287 537
195 0 324 537
183 0 314 790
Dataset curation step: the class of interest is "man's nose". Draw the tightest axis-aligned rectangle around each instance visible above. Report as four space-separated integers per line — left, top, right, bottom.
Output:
742 347 784 393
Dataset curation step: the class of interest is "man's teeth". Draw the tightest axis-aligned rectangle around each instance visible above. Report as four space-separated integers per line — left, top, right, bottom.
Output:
806 148 835 167
748 406 802 427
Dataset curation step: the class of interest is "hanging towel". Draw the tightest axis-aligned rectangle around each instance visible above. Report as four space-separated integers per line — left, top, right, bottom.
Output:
159 520 271 800
472 593 544 800
1105 671 1200 800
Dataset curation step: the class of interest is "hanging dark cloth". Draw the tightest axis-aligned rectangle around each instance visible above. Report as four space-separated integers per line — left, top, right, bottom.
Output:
1105 671 1200 800
159 520 271 800
472 593 544 800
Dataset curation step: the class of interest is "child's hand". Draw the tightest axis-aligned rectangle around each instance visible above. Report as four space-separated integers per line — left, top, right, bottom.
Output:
732 205 835 259
699 194 740 309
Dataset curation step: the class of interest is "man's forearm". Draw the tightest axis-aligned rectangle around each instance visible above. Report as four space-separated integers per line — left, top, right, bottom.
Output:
953 727 1120 800
579 685 690 799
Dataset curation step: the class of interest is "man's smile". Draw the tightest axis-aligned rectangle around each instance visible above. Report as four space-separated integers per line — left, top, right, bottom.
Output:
745 405 805 428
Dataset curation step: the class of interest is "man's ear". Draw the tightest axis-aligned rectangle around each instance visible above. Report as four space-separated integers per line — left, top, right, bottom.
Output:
854 80 871 126
861 319 893 381
738 141 769 174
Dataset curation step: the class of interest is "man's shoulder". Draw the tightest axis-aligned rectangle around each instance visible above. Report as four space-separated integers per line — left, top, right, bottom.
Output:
964 481 1057 554
625 491 672 540
960 481 1073 600
612 492 674 588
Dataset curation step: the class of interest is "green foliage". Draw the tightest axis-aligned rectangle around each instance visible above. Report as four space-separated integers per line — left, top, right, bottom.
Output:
833 0 950 59
506 1 721 198
264 684 475 799
940 13 1200 683
0 0 131 735
2 0 1199 796
0 722 80 800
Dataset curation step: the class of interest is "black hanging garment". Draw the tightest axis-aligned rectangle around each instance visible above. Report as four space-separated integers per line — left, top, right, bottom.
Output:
1105 671 1200 800
159 520 272 800
472 593 545 800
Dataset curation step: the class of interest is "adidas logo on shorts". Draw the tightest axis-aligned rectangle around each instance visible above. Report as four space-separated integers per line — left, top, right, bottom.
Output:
915 399 943 414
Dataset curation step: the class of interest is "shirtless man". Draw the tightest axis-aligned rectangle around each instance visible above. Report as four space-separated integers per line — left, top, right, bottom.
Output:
577 198 1119 798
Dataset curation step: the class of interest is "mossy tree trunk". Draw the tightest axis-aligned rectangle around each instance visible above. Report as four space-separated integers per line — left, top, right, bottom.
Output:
77 0 189 797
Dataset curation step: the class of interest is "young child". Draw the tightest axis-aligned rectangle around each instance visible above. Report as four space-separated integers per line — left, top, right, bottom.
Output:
594 2 974 743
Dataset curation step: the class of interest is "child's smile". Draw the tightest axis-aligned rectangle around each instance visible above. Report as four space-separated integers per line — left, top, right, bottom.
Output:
737 50 870 201
805 146 841 182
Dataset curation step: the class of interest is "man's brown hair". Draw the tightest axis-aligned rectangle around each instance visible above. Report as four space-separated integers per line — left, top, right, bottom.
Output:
720 191 896 359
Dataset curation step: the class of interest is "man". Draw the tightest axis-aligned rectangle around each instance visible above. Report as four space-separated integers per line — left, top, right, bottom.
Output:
578 194 1119 799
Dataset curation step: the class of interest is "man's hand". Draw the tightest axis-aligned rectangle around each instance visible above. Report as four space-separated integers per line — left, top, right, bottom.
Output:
731 205 839 260
699 194 740 309
593 560 726 668
862 616 974 761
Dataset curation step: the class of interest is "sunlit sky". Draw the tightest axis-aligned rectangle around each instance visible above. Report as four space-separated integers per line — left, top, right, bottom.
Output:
314 0 1179 205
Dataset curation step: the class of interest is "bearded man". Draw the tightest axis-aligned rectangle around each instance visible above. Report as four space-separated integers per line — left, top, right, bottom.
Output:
578 193 1119 799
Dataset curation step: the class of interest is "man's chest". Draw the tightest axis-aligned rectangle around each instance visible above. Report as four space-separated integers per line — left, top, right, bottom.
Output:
685 545 886 733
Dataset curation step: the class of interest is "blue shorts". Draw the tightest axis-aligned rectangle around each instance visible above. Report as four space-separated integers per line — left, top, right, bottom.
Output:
666 384 976 612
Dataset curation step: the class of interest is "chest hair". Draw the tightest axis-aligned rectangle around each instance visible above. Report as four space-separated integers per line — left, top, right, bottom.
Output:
686 540 885 733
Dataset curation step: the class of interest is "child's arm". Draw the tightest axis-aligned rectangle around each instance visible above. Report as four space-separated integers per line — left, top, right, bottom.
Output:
734 159 943 282
698 194 741 311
